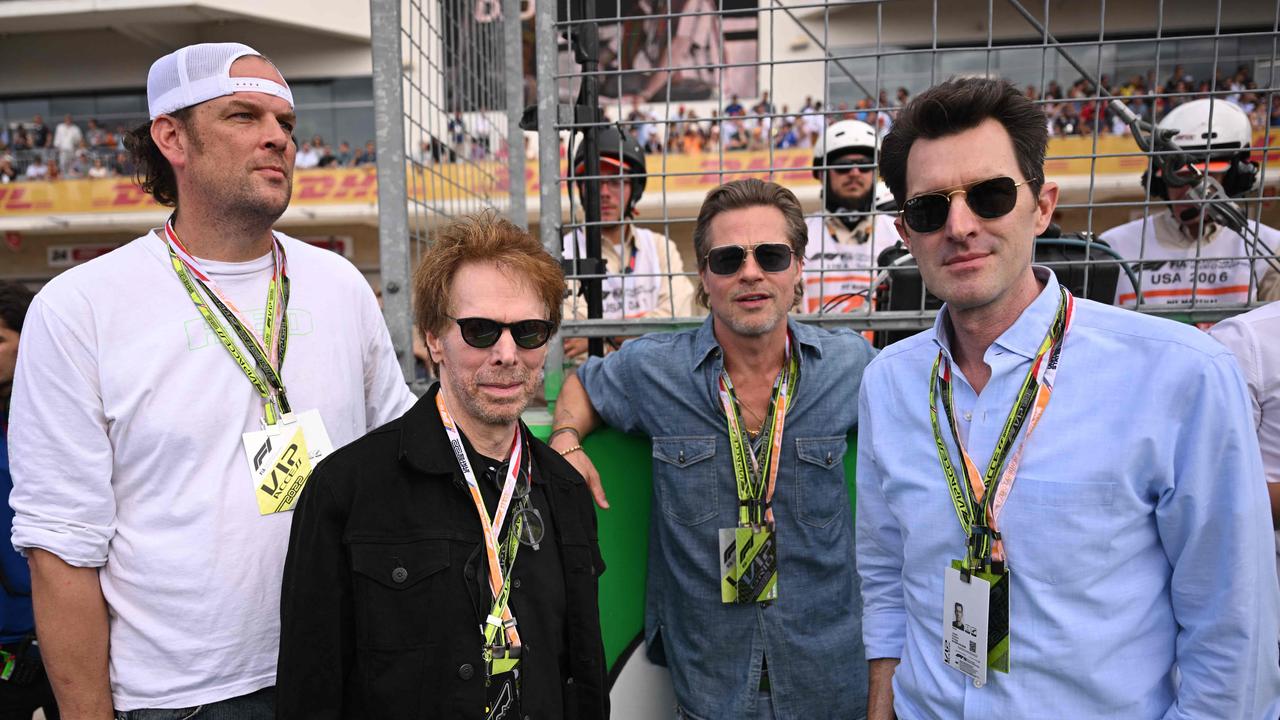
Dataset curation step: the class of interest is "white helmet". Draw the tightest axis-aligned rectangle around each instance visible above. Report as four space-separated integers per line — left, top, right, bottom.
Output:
1147 98 1258 197
812 119 878 179
1157 99 1252 156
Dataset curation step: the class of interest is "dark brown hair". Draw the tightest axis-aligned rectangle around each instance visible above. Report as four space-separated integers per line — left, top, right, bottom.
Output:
413 211 564 371
124 108 197 207
879 77 1048 206
691 178 808 309
0 280 33 335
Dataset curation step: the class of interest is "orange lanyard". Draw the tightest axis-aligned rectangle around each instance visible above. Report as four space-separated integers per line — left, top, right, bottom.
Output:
436 393 525 648
930 288 1073 568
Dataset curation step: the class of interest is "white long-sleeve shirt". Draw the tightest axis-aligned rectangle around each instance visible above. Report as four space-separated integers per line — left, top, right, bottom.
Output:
8 231 415 710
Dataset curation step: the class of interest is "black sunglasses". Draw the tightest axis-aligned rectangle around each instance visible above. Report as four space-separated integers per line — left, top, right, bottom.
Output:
706 242 795 276
826 156 874 175
452 317 556 350
901 176 1036 234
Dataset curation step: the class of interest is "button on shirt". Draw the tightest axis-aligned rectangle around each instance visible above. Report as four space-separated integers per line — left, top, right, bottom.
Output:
857 268 1280 719
577 317 876 719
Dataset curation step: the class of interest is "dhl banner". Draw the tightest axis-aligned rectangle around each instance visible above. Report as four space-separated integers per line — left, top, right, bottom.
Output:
4 133 1278 217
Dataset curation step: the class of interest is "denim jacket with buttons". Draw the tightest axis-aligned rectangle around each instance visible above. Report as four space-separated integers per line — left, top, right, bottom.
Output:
578 317 875 720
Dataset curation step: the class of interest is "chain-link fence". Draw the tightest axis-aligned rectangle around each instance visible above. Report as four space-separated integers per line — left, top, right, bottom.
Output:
371 0 527 388
373 0 1280 389
537 0 1280 360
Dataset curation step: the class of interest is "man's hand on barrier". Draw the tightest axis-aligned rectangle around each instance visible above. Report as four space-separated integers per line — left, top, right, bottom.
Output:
551 373 609 508
564 337 589 358
550 431 608 509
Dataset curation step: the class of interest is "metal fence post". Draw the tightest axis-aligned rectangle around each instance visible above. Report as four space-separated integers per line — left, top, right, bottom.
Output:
504 0 528 230
536 0 566 404
370 0 415 382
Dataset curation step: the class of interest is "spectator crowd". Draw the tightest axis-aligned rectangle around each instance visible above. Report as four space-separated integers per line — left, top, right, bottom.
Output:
609 62 1279 157
0 113 382 183
4 62 1278 185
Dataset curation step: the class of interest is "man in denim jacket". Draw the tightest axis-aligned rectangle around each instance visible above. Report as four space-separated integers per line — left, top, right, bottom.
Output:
552 178 876 719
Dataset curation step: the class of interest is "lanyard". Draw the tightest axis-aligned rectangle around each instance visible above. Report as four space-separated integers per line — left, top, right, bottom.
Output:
436 392 528 651
718 334 800 527
164 219 292 424
929 287 1073 569
625 227 638 274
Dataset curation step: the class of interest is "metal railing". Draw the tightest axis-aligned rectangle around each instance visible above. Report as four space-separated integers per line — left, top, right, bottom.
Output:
370 0 528 390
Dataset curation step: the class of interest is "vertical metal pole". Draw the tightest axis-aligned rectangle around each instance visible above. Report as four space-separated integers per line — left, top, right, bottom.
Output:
504 0 528 228
371 0 415 381
536 0 566 403
576 1 605 358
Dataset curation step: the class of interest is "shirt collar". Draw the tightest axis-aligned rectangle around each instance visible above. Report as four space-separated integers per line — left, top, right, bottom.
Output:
931 265 1061 361
693 315 825 370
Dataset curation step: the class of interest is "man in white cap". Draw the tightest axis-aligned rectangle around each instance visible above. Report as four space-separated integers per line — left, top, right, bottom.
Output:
7 43 415 718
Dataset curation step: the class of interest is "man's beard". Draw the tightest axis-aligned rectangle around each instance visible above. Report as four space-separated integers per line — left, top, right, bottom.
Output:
723 310 783 338
214 175 291 228
452 367 540 427
824 180 874 220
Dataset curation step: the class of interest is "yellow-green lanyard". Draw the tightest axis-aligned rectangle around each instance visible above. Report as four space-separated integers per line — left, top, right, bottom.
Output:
719 335 800 527
929 287 1070 569
164 221 292 425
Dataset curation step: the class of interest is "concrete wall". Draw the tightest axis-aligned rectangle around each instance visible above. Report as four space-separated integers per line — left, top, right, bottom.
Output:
0 1 372 96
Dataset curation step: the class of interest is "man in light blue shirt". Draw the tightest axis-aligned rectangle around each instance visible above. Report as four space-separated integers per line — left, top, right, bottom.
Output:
857 77 1280 719
552 179 876 719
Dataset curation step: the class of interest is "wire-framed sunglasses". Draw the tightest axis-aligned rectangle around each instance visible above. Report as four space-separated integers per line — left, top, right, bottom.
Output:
511 480 545 550
705 242 796 275
900 175 1037 234
451 317 556 350
484 459 545 549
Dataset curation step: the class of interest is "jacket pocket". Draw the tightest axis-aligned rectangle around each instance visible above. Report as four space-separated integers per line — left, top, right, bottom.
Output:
794 435 850 528
359 646 430 719
652 436 718 526
349 539 451 649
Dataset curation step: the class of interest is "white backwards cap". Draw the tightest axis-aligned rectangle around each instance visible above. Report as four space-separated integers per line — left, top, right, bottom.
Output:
147 42 293 120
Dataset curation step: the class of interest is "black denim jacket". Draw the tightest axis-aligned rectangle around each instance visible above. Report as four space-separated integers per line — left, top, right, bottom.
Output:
276 385 609 720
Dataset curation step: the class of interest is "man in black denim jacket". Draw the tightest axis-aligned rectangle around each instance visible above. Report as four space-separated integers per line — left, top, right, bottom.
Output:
277 213 608 720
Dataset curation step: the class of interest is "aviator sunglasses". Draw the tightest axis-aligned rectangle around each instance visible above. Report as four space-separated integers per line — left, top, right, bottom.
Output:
452 317 556 350
706 242 795 275
901 175 1037 234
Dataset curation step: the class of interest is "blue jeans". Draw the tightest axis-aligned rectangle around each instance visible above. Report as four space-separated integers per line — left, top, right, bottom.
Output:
115 687 274 720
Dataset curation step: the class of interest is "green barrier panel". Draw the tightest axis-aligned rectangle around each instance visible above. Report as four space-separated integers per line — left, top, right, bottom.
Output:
531 424 858 673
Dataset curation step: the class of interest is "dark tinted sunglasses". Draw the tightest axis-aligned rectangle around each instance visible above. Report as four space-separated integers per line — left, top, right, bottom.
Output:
453 317 556 350
901 176 1036 234
827 156 874 175
706 243 795 276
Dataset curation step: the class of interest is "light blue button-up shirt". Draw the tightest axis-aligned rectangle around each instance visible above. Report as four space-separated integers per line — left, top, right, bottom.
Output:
856 268 1280 719
579 316 876 720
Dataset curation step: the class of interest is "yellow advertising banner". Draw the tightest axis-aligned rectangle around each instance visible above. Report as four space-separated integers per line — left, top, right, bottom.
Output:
3 133 1277 217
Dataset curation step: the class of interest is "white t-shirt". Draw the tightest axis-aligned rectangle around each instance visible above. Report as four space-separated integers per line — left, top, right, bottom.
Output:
802 212 900 313
1103 212 1277 307
8 231 415 710
562 225 695 319
294 147 321 169
1209 302 1280 601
